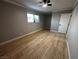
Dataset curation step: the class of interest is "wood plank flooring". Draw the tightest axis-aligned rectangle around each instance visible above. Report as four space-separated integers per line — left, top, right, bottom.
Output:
0 30 68 59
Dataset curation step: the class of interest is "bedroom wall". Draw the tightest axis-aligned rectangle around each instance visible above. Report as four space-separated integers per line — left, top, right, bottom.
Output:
0 1 44 43
67 4 78 59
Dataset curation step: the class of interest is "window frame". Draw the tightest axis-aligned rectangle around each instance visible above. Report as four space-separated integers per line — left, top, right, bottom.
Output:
27 13 34 23
27 13 40 23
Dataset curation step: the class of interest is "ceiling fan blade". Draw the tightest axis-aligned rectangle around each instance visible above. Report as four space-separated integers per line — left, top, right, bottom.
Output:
43 0 47 3
47 4 52 6
47 0 50 3
38 0 52 7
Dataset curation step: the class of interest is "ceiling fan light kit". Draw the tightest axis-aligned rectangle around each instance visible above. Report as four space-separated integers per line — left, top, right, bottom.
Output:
43 3 47 7
39 0 52 7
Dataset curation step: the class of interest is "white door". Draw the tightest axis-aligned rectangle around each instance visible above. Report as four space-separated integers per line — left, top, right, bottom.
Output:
58 13 71 33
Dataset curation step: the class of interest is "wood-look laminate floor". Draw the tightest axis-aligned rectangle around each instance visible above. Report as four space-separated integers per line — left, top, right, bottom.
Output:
0 30 68 59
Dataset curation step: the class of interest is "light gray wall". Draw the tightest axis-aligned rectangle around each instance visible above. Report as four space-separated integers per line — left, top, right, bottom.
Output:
67 5 78 59
50 13 61 31
0 1 44 43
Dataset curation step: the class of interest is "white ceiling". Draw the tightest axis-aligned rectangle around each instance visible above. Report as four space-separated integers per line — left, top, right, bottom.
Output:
4 0 77 13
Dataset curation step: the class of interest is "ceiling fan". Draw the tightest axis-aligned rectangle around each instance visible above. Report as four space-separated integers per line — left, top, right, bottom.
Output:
39 0 52 7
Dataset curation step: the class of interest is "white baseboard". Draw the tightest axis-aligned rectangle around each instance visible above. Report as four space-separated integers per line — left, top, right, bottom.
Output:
0 29 42 46
66 40 71 59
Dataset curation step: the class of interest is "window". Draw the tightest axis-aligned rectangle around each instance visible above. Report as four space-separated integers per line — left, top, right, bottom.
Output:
27 13 34 23
27 13 39 23
34 15 39 23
